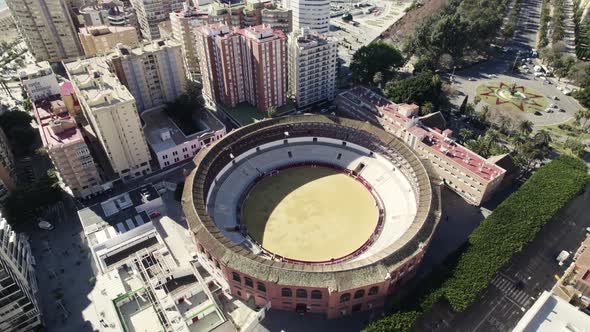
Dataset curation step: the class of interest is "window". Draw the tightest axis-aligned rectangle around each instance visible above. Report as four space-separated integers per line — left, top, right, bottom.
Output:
354 290 365 299
340 293 351 303
257 282 266 293
245 277 253 288
311 290 322 299
215 260 220 269
368 286 379 296
232 272 241 282
296 289 307 298
282 288 292 297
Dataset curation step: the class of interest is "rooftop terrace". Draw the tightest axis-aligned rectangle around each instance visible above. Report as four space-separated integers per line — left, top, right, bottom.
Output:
33 95 84 150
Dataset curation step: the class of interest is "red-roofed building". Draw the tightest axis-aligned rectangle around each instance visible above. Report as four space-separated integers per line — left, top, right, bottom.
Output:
33 95 103 198
335 86 506 205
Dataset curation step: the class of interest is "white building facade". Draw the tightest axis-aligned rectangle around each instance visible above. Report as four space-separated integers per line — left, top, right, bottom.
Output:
130 0 184 40
18 62 61 103
288 28 337 108
290 0 330 34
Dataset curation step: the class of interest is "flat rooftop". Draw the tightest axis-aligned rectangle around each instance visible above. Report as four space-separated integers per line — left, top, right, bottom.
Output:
64 57 134 108
33 95 84 149
513 291 590 332
77 184 160 240
18 61 52 79
141 109 225 153
113 39 181 57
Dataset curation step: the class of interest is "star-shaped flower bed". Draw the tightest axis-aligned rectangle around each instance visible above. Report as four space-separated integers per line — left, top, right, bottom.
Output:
476 81 547 112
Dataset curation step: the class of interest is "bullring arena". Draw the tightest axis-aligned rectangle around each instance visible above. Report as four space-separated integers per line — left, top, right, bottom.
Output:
183 115 441 318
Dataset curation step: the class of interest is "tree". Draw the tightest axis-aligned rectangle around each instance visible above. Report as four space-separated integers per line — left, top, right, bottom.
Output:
373 72 384 88
385 71 442 106
564 138 586 157
0 111 36 155
23 98 32 112
266 106 277 118
458 128 474 143
164 80 205 134
480 105 491 122
350 42 404 83
518 120 534 135
574 108 590 130
574 88 590 109
534 130 552 147
420 102 434 116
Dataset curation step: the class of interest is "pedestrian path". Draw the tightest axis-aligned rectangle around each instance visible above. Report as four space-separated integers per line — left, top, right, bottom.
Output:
490 274 533 308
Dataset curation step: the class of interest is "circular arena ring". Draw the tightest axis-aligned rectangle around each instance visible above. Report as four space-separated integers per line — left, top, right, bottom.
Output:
182 115 441 296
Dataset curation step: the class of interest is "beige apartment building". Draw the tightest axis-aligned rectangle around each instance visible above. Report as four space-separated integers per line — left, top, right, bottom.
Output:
170 4 209 80
288 28 337 108
108 40 187 112
33 96 103 198
335 87 506 205
79 25 140 56
6 0 82 61
196 23 287 112
65 58 152 181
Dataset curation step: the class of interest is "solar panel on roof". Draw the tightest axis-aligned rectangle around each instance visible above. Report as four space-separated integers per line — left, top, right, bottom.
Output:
125 219 135 230
116 223 126 233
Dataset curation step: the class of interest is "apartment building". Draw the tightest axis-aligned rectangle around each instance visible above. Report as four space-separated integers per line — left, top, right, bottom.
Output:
6 0 82 61
196 23 287 112
0 129 16 204
170 4 210 80
130 0 184 40
0 7 14 31
288 28 336 108
290 0 330 33
65 58 152 181
335 87 506 205
108 40 187 112
0 218 42 332
18 62 61 103
79 25 140 56
33 96 103 198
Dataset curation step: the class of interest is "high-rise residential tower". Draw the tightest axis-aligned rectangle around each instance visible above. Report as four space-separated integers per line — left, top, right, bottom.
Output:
288 28 337 107
6 0 82 61
108 40 187 112
65 58 152 181
290 0 330 33
195 24 287 112
130 0 184 40
0 218 42 332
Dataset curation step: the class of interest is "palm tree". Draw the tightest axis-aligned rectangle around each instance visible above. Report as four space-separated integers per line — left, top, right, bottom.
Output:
575 109 590 130
480 105 491 122
534 129 552 146
518 120 534 135
485 128 501 143
458 128 474 143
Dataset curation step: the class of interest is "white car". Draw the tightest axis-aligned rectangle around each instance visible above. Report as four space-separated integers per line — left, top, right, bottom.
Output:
38 219 54 231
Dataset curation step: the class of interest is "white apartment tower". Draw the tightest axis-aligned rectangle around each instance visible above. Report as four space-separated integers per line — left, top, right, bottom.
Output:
290 0 330 33
130 0 184 40
65 58 152 181
109 40 187 112
288 28 337 107
6 0 82 61
170 3 208 80
0 218 42 332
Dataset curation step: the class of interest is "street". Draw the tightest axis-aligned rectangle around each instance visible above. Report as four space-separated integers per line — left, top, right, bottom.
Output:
413 183 590 332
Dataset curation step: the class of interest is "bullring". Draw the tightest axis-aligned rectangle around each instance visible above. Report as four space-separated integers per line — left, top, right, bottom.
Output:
182 115 441 318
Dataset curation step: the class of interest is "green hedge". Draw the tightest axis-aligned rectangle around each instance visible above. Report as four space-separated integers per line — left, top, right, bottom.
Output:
363 155 588 332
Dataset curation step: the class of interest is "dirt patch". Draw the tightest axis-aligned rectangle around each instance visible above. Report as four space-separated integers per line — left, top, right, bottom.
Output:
382 0 450 44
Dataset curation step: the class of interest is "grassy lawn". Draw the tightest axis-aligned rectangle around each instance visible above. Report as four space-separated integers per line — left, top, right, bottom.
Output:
541 119 590 140
222 101 295 126
476 81 548 113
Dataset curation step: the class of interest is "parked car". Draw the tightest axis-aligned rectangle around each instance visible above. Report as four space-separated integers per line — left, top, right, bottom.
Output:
557 250 570 266
38 219 54 231
534 111 543 116
559 108 566 113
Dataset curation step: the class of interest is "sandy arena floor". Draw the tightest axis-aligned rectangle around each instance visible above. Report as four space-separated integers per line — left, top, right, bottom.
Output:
241 167 379 262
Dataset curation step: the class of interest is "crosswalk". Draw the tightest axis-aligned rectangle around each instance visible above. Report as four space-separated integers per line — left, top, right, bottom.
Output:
490 274 533 308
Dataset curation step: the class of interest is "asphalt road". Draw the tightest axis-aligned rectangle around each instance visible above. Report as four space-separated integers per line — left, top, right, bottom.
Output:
414 183 590 332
